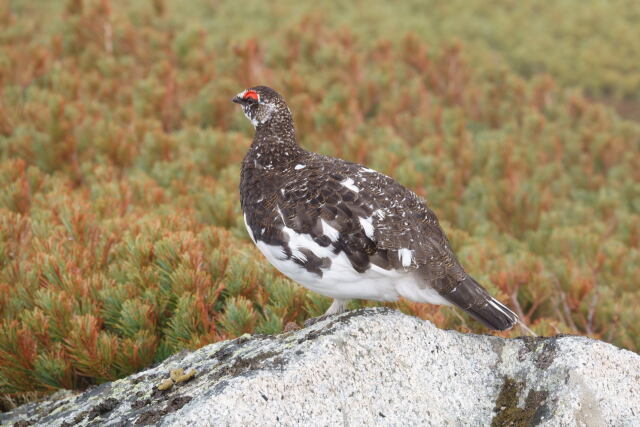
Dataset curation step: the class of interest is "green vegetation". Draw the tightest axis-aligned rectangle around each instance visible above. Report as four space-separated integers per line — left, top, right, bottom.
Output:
1 0 639 406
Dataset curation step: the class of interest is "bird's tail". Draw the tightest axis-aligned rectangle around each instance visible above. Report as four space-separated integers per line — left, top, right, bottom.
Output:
438 276 518 331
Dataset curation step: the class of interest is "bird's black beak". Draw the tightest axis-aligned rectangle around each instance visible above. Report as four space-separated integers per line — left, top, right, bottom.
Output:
231 95 243 104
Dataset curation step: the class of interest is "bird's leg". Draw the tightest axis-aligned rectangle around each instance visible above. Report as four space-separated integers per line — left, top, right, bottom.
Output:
325 299 349 316
304 299 348 327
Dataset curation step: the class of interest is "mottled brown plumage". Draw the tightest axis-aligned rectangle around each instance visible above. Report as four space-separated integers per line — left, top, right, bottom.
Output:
233 86 518 330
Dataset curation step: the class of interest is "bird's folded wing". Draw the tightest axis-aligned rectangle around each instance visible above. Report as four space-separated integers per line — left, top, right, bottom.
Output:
272 162 465 279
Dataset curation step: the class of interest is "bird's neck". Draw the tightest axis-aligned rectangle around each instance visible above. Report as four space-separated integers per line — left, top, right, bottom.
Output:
246 117 302 169
255 113 297 145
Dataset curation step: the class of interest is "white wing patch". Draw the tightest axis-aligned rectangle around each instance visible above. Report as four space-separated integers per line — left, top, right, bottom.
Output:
281 225 333 262
276 205 286 224
340 178 359 193
321 219 340 242
294 164 306 170
398 248 414 268
359 216 375 239
373 208 386 220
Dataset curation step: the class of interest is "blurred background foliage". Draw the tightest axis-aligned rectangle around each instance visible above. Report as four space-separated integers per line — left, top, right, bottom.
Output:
1 0 639 407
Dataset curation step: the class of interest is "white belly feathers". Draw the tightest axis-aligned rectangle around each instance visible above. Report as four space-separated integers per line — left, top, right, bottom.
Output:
243 214 451 305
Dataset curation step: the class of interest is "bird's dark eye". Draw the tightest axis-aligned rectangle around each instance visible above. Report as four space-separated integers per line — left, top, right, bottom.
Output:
243 90 259 102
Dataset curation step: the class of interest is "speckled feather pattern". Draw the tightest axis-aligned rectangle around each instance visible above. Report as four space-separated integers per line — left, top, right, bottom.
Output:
235 86 518 330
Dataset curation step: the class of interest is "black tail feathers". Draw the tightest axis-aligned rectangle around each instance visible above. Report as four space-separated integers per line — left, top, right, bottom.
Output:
438 276 518 331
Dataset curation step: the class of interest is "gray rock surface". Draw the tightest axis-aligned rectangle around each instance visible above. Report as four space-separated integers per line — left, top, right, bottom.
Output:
2 307 639 426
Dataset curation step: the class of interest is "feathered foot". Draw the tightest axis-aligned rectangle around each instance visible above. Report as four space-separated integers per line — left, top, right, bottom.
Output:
303 299 348 327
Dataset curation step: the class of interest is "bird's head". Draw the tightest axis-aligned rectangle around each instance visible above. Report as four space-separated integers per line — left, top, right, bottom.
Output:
232 86 291 129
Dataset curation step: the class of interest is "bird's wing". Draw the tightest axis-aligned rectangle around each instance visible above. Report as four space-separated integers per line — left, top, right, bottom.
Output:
268 156 467 281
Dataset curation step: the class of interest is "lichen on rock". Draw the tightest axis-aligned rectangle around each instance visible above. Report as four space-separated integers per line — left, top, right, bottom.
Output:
1 308 638 426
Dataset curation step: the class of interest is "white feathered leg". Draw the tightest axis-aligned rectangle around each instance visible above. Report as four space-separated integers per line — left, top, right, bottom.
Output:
304 299 349 327
324 299 348 316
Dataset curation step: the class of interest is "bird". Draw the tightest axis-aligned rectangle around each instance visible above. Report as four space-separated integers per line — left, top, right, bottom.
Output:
232 85 518 330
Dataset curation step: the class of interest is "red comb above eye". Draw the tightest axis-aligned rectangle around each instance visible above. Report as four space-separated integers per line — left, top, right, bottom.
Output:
243 90 259 101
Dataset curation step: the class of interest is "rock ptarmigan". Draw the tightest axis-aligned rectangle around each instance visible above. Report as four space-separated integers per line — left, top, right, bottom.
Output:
232 86 518 330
